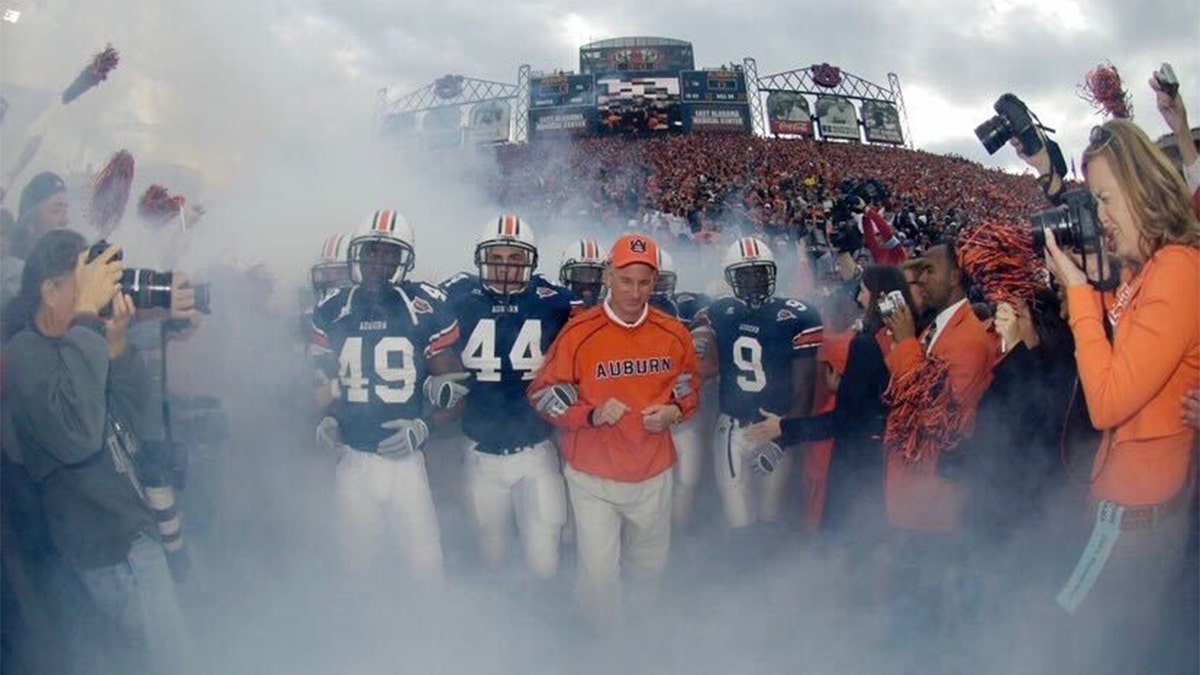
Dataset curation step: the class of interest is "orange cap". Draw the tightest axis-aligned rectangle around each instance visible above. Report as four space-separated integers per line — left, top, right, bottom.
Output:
818 331 854 376
609 234 660 271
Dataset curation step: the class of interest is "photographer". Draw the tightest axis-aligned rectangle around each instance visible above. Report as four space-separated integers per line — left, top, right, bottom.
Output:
745 265 912 553
0 230 192 674
1030 119 1199 674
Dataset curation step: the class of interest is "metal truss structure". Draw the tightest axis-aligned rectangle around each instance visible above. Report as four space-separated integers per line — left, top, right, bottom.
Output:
377 74 518 125
756 64 913 148
379 60 912 148
742 57 766 137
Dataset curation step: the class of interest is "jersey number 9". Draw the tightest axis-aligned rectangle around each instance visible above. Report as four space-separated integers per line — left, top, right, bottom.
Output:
733 335 766 393
338 336 416 404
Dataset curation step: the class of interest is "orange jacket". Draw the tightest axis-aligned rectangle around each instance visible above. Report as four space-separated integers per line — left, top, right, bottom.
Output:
1068 245 1200 506
884 301 997 533
530 303 700 483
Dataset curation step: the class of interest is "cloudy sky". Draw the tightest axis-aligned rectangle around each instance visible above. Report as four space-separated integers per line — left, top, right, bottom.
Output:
0 0 1197 274
2 0 1198 172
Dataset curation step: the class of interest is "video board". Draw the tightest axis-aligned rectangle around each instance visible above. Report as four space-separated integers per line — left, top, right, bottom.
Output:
862 100 904 145
595 71 682 134
580 44 694 75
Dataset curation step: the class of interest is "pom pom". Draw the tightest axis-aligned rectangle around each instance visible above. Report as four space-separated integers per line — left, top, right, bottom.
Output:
882 357 965 464
1080 63 1133 119
89 150 135 236
61 45 120 105
138 184 186 228
956 220 1044 306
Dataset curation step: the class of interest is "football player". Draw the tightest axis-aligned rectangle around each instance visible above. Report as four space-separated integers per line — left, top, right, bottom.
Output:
692 237 823 534
310 232 354 302
311 210 465 584
308 233 354 409
442 215 580 579
649 248 680 316
557 238 606 308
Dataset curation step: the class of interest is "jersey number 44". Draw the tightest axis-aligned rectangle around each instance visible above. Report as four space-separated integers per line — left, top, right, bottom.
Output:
461 319 544 382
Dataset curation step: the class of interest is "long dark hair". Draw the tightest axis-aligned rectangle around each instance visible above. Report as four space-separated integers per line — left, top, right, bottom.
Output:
861 264 915 335
1 229 86 342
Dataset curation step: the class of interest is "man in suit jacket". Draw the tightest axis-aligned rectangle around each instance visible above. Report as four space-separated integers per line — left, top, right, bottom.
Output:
883 242 996 533
879 242 999 672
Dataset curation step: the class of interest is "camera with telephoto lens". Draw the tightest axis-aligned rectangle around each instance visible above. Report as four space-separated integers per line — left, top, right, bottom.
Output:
975 93 1045 156
87 240 212 315
876 290 907 319
1028 189 1103 254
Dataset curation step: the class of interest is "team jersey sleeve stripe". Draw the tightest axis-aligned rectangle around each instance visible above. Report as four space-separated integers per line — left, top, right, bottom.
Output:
426 321 461 357
792 331 824 350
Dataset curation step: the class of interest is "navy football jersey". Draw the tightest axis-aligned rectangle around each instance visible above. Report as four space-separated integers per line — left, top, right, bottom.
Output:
694 295 823 422
673 291 712 328
311 281 459 451
442 273 581 450
649 294 680 318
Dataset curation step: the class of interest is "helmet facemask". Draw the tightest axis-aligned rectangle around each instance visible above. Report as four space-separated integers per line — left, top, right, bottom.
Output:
653 270 677 297
476 241 537 298
350 238 415 289
310 261 352 301
560 262 605 305
725 261 777 309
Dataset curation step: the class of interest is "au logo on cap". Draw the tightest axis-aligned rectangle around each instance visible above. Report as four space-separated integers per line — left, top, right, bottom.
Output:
630 238 647 254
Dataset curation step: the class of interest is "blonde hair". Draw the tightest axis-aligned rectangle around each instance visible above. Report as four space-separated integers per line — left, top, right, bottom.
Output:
1082 119 1200 260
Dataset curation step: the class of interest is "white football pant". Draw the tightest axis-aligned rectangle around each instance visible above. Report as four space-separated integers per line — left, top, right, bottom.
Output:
714 413 794 529
463 439 567 579
333 449 444 586
564 464 673 626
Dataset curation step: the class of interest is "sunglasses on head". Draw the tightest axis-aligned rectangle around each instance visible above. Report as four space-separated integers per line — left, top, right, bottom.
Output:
1088 125 1114 152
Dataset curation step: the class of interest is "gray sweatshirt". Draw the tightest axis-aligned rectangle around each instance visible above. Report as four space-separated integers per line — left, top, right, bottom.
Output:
2 320 158 569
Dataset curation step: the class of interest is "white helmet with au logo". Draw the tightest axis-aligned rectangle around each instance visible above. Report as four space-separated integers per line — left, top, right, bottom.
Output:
558 237 605 304
476 214 537 295
311 232 353 301
348 209 416 286
722 236 777 308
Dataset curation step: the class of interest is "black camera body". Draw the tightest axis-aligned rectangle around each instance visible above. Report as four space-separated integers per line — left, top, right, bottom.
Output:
87 240 211 315
976 93 1044 156
1028 189 1120 290
1029 189 1102 254
829 221 863 254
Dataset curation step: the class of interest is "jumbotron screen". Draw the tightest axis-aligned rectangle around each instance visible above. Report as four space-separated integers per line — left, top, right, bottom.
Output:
595 71 683 134
580 44 695 75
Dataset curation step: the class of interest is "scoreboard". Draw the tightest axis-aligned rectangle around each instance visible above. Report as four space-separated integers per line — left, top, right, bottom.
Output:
530 74 596 108
680 69 747 103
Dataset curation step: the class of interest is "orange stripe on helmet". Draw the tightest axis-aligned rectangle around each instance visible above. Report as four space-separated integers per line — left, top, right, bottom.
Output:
375 210 393 233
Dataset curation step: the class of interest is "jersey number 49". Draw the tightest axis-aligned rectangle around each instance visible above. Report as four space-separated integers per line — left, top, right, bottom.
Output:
338 336 417 404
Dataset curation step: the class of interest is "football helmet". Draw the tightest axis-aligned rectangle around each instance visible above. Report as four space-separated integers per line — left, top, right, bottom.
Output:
311 232 353 301
475 214 537 295
558 238 606 305
722 237 777 308
348 210 416 286
654 248 677 296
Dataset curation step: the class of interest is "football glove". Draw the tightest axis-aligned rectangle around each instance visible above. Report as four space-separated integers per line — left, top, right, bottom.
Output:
751 442 787 476
316 416 347 458
672 373 694 401
532 383 579 419
423 372 471 409
377 418 430 459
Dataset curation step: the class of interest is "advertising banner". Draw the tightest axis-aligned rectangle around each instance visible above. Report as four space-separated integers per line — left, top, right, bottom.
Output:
815 95 860 141
766 92 813 136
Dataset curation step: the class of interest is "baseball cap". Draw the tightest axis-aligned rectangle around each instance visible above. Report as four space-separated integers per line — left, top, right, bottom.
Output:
18 172 67 220
609 234 660 272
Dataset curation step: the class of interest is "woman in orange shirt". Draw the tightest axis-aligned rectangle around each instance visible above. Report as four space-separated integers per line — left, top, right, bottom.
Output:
1041 119 1199 674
